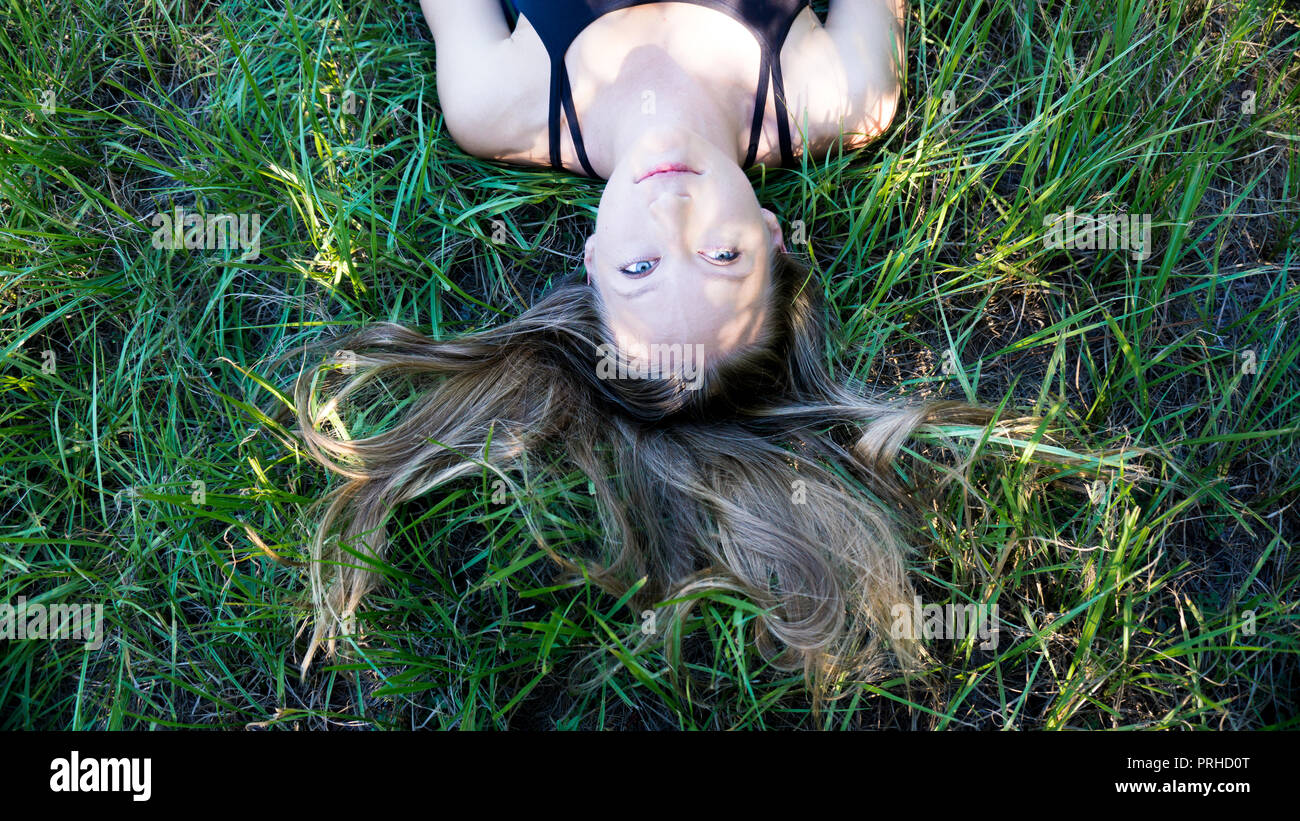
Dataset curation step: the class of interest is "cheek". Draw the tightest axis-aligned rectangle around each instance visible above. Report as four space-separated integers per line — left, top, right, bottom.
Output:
709 295 766 351
705 275 764 315
596 178 635 225
712 169 760 213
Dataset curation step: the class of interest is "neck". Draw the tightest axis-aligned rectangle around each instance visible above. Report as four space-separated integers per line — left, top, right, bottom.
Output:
585 52 743 178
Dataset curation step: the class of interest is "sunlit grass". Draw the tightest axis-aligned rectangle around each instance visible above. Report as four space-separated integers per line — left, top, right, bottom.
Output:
0 0 1296 729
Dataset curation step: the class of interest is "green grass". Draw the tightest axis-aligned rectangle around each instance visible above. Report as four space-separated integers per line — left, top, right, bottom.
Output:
1 0 1297 729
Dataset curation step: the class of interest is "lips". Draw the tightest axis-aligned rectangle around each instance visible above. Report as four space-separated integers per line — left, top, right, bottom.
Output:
634 163 700 183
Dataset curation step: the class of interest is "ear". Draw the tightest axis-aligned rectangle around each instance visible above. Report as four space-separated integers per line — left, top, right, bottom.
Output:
761 208 786 254
583 234 597 285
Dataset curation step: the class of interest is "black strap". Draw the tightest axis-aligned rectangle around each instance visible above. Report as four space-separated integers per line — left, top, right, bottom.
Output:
559 61 598 176
771 46 795 166
546 56 598 177
742 45 771 168
546 57 564 171
743 42 798 169
498 0 516 27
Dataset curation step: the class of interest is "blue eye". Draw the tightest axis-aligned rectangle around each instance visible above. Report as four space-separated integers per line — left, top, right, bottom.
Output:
617 249 738 276
702 249 740 264
619 259 657 277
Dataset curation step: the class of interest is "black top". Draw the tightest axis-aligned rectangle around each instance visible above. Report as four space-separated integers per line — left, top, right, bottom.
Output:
499 0 813 177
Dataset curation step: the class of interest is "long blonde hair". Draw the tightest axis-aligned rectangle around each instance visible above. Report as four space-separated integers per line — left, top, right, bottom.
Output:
282 251 994 691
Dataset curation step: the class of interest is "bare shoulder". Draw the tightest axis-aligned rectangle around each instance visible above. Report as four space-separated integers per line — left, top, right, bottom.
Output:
780 1 904 155
434 20 553 165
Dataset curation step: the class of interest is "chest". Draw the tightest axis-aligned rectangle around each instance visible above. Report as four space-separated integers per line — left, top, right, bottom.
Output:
498 2 838 168
516 3 820 112
560 4 772 87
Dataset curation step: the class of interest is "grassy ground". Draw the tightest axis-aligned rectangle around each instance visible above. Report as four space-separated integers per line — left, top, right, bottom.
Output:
1 0 1297 730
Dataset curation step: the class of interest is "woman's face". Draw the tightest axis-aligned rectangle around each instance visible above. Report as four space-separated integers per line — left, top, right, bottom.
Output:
585 126 783 368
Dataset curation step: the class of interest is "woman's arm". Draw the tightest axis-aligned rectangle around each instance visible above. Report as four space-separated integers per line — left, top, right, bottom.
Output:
420 0 540 158
823 0 906 147
419 0 511 44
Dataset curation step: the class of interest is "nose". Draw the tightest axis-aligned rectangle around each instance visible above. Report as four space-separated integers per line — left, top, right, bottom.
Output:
648 192 691 228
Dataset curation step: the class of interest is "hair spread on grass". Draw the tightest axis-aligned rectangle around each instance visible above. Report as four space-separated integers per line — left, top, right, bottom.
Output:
284 252 997 692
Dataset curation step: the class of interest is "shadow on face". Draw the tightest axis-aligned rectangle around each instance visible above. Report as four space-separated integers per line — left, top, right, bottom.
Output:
585 126 785 373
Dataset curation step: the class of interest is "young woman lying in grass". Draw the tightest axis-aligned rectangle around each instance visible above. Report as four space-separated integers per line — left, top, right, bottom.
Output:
286 0 1007 692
